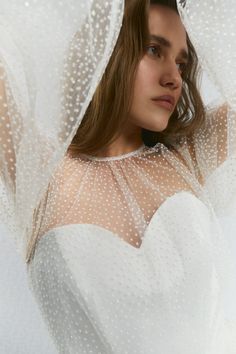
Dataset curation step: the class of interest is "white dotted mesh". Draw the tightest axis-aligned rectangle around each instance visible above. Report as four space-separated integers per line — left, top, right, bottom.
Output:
0 0 124 258
0 0 236 353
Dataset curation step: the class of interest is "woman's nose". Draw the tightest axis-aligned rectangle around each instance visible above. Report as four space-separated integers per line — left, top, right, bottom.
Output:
160 64 182 90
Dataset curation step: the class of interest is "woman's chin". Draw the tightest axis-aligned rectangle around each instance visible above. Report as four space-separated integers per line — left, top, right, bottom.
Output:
146 118 170 132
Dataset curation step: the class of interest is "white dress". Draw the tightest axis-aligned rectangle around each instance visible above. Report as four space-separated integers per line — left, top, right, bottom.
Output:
0 1 236 353
28 141 236 354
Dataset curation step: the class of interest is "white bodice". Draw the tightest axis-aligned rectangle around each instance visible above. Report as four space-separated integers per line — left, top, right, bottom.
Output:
28 190 236 354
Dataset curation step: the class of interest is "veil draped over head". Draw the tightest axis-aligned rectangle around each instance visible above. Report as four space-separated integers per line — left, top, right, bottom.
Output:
0 0 124 259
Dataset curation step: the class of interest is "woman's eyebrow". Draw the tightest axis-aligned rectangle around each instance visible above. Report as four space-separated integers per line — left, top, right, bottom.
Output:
150 34 189 61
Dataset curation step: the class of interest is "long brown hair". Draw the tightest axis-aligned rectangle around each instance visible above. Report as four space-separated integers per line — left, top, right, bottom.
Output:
68 0 205 155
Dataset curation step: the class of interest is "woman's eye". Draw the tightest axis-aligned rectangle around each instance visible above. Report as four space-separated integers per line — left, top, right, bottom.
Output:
146 45 161 58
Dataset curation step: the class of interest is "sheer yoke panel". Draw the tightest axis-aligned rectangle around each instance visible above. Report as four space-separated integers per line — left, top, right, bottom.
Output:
37 145 202 249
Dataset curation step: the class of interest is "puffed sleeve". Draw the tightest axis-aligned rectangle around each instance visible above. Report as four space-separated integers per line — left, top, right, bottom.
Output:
0 0 124 261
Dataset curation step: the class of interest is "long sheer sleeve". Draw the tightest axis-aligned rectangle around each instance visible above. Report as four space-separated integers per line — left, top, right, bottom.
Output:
176 0 236 217
0 0 124 261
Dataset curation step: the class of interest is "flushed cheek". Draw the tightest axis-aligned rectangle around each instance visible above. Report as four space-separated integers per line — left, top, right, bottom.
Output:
132 78 156 116
134 59 158 93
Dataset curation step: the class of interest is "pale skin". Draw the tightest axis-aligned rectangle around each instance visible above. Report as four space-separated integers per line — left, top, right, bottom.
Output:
95 4 189 158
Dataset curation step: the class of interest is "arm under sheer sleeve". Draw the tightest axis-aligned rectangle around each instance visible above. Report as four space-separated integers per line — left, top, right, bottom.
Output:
176 0 236 218
0 0 124 261
177 103 229 185
0 64 17 188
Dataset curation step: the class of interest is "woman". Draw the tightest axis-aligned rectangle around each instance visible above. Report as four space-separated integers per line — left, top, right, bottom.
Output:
0 0 235 353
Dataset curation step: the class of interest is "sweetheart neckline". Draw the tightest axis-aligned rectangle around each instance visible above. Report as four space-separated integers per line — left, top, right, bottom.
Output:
36 191 205 253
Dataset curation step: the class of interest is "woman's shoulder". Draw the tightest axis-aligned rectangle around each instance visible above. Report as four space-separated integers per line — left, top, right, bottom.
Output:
49 150 88 189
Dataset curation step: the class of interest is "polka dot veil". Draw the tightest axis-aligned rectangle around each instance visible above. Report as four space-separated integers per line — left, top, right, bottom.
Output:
0 0 124 259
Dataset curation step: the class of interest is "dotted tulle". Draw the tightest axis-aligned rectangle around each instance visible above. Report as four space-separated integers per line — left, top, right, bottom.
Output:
0 0 236 353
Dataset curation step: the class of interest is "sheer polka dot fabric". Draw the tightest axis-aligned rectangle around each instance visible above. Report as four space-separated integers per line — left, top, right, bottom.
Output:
177 0 236 155
0 0 124 258
1 0 236 353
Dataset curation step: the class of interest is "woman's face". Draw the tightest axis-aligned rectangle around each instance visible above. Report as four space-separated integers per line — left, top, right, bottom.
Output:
129 5 188 132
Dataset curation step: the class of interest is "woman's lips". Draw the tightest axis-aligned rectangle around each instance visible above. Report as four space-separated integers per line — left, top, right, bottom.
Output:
151 95 175 111
151 99 174 111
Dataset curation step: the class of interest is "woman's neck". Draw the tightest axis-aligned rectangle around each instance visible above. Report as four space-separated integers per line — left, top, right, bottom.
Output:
93 125 143 158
